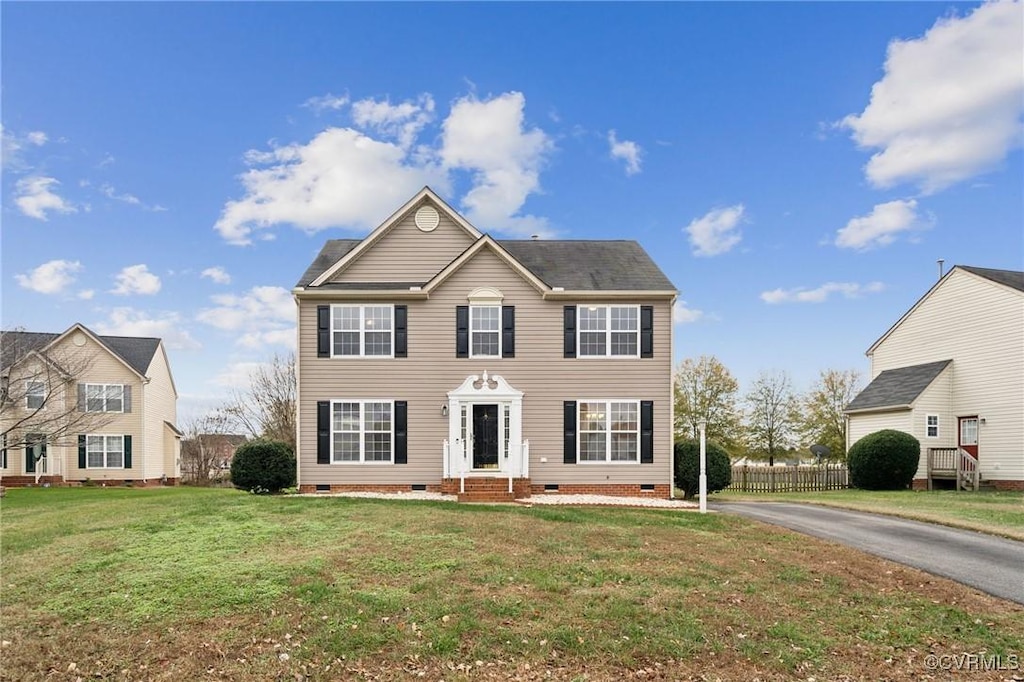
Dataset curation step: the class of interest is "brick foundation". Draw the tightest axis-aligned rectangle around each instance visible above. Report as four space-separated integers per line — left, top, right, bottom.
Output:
530 483 671 498
1 476 178 488
912 478 928 491
991 480 1024 492
298 483 443 494
298 480 673 501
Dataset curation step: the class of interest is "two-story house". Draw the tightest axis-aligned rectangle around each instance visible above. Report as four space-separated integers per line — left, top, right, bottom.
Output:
294 188 677 501
845 266 1024 491
1 323 181 486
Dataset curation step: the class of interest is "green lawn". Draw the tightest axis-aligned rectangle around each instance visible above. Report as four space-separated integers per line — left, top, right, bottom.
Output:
1 487 1022 681
716 488 1024 540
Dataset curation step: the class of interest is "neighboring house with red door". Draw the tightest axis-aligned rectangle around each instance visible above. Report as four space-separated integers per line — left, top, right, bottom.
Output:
293 187 677 501
845 266 1024 491
1 324 181 487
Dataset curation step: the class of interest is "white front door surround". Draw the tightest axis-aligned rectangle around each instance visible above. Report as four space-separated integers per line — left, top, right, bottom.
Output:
447 371 524 477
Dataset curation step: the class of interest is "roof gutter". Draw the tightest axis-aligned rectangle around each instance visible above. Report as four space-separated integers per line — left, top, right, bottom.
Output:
542 290 678 301
844 404 912 415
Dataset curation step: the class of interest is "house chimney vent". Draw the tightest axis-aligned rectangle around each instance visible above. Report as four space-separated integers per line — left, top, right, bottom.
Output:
530 234 540 240
937 258 945 280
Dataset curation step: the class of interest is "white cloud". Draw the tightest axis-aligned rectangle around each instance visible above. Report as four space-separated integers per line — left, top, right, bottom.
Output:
835 199 928 250
673 300 704 324
99 183 167 211
111 264 162 296
15 259 83 295
760 281 886 304
26 131 48 146
303 93 349 113
841 1 1024 193
77 289 95 300
684 204 745 257
441 92 555 237
2 127 49 169
211 361 267 390
14 176 77 220
93 307 201 350
352 94 435 149
196 285 295 351
608 130 642 175
200 267 232 285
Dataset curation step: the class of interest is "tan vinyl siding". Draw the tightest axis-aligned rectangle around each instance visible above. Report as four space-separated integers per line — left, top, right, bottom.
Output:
298 246 673 487
142 344 179 480
909 367 954 478
847 410 912 455
333 204 476 284
869 269 1024 481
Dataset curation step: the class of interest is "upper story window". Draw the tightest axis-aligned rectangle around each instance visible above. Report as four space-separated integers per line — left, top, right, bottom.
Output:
26 381 46 410
332 305 393 357
926 415 939 438
85 384 124 413
579 306 638 357
470 306 500 357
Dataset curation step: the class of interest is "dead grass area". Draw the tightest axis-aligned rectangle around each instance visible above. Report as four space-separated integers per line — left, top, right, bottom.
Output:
1 487 1022 681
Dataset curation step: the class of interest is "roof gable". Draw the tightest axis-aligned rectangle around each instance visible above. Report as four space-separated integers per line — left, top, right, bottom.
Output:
1 324 160 378
423 236 550 294
845 359 952 413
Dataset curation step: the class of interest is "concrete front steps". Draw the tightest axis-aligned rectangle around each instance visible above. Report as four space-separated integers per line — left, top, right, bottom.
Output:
442 477 531 503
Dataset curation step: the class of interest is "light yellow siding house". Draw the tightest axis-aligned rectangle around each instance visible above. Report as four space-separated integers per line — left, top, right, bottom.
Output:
1 324 181 486
293 188 677 501
845 266 1024 491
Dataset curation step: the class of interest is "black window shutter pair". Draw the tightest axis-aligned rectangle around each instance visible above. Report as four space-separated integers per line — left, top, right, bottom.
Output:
77 434 132 469
316 401 407 465
316 305 408 358
563 305 655 358
456 306 515 358
562 401 654 464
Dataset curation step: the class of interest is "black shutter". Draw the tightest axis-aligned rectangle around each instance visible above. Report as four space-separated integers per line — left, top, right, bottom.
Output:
640 401 654 464
394 401 408 464
123 385 132 413
123 435 133 469
563 401 577 464
25 443 35 473
317 305 330 358
501 306 515 358
394 305 408 358
456 306 469 358
317 401 330 464
1 437 6 470
563 306 577 358
78 384 86 411
640 306 654 358
79 435 87 469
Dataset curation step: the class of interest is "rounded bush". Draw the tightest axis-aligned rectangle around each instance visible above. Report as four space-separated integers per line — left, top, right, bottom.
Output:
674 439 732 499
847 429 920 490
230 439 295 494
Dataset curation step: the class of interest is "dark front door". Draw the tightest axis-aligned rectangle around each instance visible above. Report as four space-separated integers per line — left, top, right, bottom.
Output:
472 404 499 469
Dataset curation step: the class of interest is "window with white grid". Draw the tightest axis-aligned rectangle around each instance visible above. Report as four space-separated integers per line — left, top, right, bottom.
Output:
331 401 393 463
470 306 500 357
331 305 393 357
578 400 639 463
84 384 124 412
578 306 639 357
86 435 124 469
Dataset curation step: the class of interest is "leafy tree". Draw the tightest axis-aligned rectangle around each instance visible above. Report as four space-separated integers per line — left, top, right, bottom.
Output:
799 368 861 460
847 430 920 490
673 439 732 499
230 439 295 493
673 355 741 448
180 411 240 485
743 369 800 466
222 353 296 451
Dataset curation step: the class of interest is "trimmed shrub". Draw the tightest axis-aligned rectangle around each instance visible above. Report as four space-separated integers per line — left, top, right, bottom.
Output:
674 439 732 499
847 429 920 490
230 439 295 494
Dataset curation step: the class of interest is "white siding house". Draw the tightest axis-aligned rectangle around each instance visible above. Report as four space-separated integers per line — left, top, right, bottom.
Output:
845 266 1024 491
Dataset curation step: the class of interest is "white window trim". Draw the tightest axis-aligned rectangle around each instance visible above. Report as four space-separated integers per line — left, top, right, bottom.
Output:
330 305 395 359
330 399 395 464
84 383 125 413
576 305 641 359
85 434 125 469
26 381 46 410
576 399 641 464
469 304 501 359
925 414 940 439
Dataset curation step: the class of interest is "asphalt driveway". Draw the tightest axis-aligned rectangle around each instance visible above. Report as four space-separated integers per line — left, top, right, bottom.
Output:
713 501 1024 605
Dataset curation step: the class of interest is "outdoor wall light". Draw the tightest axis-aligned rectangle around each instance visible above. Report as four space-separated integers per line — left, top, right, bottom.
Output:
441 404 448 417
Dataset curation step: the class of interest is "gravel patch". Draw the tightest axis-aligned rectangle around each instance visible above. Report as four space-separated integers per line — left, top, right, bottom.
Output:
522 494 700 509
297 491 456 501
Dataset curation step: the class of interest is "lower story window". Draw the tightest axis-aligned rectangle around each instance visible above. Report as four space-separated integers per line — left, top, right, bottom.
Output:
579 400 639 463
87 435 124 468
332 401 393 463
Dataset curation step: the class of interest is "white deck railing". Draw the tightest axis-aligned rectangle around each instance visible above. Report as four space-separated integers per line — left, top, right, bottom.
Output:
443 438 530 495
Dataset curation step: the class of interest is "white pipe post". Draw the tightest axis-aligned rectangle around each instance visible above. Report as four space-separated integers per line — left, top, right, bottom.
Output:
699 422 707 513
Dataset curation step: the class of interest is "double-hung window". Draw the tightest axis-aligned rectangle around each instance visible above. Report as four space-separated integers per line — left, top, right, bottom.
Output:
470 306 500 357
84 384 124 412
332 400 393 463
26 381 45 410
332 305 393 357
926 415 939 438
578 400 639 463
86 435 124 468
578 306 639 357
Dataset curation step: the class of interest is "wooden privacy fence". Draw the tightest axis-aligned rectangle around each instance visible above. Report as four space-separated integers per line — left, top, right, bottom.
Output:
728 464 849 492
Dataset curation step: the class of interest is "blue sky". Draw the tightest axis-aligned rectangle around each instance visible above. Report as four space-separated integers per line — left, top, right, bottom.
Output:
3 1 1022 420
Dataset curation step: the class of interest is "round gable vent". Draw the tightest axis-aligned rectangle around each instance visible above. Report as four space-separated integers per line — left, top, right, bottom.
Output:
414 205 440 232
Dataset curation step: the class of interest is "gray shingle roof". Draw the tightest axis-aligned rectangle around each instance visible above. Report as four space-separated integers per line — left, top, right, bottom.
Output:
845 360 952 413
1 329 160 376
959 266 1024 293
296 238 677 292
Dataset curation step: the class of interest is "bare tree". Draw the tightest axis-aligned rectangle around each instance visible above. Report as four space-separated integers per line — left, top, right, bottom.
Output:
222 353 296 451
799 368 862 460
673 355 742 448
180 411 238 485
743 369 800 466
